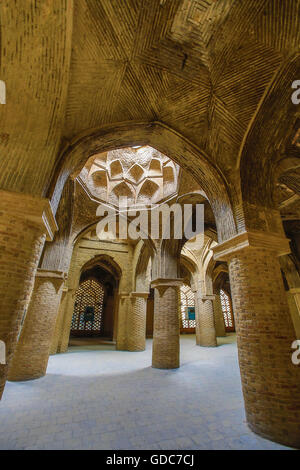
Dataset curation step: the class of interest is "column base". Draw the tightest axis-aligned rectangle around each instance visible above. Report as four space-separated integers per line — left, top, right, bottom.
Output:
247 422 300 450
152 363 179 370
9 372 45 382
8 270 64 382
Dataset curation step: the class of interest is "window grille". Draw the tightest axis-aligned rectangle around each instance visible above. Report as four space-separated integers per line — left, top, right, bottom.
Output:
180 284 195 329
71 279 105 334
220 288 235 332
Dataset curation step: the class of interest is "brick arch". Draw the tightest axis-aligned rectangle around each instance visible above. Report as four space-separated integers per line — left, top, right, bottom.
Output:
80 253 122 282
180 254 197 285
239 53 300 208
49 121 237 243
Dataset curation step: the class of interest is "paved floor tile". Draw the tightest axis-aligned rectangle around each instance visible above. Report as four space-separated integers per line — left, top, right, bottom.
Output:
0 335 293 450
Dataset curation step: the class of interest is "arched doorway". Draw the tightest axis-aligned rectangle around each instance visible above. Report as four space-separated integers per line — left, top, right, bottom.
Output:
69 264 118 344
213 267 235 334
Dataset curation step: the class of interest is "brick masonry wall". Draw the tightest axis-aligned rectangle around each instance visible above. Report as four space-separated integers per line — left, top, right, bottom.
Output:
228 247 300 448
286 291 300 339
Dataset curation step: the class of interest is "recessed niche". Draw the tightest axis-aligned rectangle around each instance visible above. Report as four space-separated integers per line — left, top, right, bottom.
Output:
110 160 123 178
149 159 162 175
138 179 160 201
163 166 174 183
91 170 107 188
129 164 144 183
111 181 135 205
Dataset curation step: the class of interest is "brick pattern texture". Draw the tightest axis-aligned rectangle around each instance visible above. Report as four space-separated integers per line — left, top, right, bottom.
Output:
213 294 226 337
152 286 180 369
50 290 67 355
117 295 147 352
8 275 64 381
116 296 131 351
0 211 45 398
127 296 147 351
196 297 217 347
228 248 300 448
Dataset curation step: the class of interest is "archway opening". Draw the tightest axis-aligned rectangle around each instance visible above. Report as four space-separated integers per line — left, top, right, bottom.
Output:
220 288 235 333
69 264 118 347
180 283 196 334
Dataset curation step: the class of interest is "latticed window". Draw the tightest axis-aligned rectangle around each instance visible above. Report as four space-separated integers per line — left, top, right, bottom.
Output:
220 289 235 332
180 284 195 329
71 279 105 335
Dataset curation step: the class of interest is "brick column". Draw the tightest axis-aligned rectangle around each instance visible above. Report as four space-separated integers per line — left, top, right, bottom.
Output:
127 293 148 351
151 279 182 369
8 270 64 381
213 231 300 448
58 288 76 353
116 293 148 351
116 293 131 350
286 288 300 338
50 286 68 355
195 293 217 347
0 190 57 398
213 294 226 337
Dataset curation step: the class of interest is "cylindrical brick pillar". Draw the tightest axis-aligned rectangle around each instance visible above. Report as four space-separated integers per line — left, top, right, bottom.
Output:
116 294 131 350
50 287 67 355
58 289 76 353
214 233 300 448
127 293 148 351
195 294 217 347
116 292 148 351
8 270 64 381
0 190 57 398
152 279 182 369
213 294 226 337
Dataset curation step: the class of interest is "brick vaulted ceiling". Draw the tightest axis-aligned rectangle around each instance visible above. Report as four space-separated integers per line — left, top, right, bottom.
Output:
0 0 300 201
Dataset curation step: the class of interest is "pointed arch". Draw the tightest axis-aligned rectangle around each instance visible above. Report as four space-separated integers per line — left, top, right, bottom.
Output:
80 253 122 281
138 179 160 201
111 181 134 205
49 121 237 242
149 158 162 175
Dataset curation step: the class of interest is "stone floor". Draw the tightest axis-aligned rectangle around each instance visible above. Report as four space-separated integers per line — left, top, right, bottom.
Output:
0 334 293 450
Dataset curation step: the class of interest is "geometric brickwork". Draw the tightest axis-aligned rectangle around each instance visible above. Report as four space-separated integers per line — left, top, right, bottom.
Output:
78 146 179 208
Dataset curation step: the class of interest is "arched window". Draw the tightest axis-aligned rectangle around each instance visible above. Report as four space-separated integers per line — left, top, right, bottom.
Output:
220 289 235 332
71 279 105 336
180 284 195 330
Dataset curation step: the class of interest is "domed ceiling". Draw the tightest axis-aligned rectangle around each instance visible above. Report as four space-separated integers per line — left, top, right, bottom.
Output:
77 146 180 207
